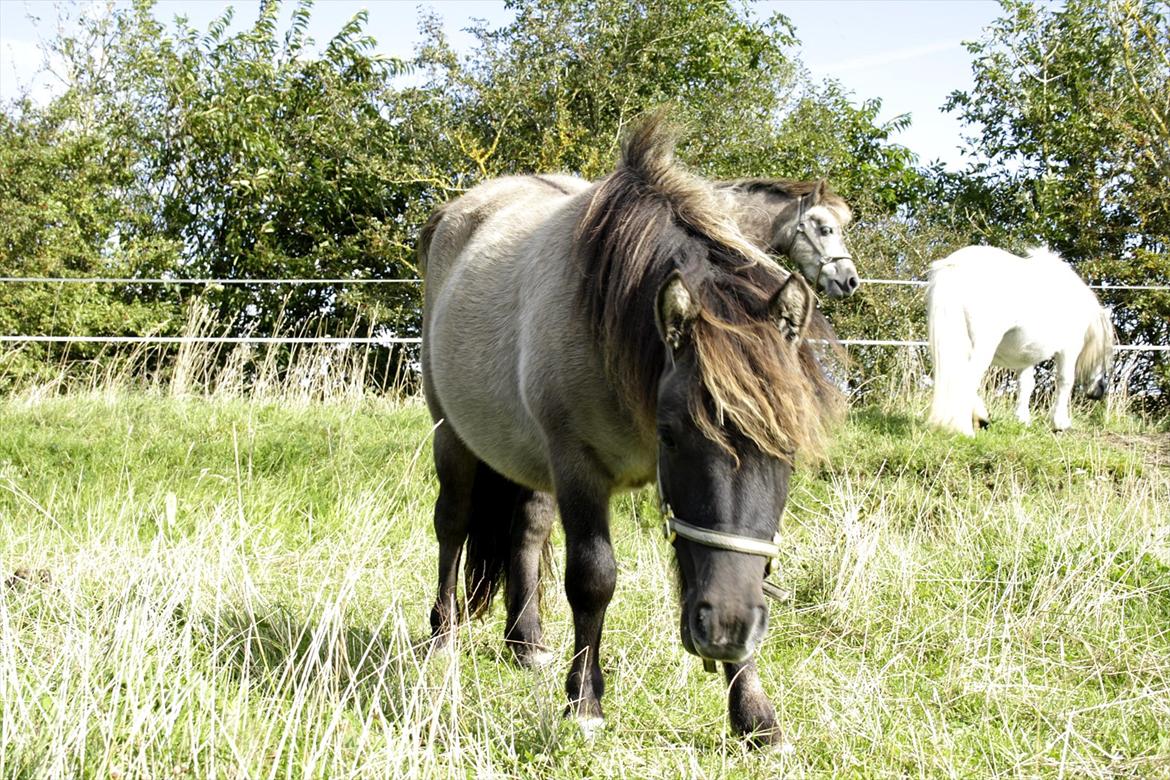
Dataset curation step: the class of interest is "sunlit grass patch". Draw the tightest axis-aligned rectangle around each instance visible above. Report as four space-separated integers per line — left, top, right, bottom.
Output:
2 392 1168 777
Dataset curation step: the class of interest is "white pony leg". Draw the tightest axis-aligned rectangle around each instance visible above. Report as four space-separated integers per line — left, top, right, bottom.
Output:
972 393 989 428
966 341 998 431
1015 367 1035 424
1052 353 1075 431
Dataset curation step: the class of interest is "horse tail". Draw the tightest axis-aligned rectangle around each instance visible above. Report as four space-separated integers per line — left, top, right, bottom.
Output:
926 265 976 435
417 205 447 276
463 466 552 619
1076 305 1115 385
462 464 515 616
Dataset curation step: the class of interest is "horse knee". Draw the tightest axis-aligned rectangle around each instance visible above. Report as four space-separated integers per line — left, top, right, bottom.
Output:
565 538 616 610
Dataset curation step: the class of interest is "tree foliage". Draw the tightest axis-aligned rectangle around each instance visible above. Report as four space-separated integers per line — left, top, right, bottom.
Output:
395 0 922 216
2 0 1165 399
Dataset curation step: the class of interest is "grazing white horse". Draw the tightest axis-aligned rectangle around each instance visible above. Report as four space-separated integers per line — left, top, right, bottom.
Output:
927 246 1114 436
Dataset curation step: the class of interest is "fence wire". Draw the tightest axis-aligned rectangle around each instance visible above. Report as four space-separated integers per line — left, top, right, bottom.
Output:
1 276 1166 351
0 276 1166 291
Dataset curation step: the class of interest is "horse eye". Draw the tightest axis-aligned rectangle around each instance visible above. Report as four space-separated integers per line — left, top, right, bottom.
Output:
820 225 833 236
658 428 677 450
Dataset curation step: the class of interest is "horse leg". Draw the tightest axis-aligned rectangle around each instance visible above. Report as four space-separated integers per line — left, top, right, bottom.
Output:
724 659 781 747
428 423 478 644
555 474 615 728
967 340 998 431
972 394 990 429
1052 351 1076 431
505 490 556 668
1015 366 1035 424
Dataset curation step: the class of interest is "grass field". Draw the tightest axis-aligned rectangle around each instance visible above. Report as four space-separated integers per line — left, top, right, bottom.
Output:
1 389 1168 778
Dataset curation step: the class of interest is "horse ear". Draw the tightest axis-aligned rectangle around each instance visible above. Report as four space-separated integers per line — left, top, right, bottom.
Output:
812 178 827 204
656 271 699 351
769 274 814 344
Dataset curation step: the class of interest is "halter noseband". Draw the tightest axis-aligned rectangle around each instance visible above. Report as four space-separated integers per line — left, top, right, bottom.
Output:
662 513 781 565
655 472 786 586
790 193 852 289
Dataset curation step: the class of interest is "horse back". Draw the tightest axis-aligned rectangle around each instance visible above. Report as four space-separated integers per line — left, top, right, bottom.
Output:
422 177 643 490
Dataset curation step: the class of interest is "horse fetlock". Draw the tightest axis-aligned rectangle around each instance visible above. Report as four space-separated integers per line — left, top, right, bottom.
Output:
730 704 781 748
507 636 556 669
729 690 777 743
572 714 606 741
429 601 458 642
564 693 604 724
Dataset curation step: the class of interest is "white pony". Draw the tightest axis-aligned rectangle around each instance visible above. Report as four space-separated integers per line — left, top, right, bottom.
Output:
927 246 1114 436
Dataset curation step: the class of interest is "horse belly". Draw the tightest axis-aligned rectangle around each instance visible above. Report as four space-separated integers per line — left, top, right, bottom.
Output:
993 327 1056 370
426 279 554 492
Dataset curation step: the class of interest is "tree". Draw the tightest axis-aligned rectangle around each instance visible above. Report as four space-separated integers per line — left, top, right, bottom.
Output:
0 97 179 386
1 0 942 392
399 0 923 216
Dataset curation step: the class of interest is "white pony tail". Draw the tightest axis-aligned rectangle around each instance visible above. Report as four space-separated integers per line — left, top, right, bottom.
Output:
927 265 976 435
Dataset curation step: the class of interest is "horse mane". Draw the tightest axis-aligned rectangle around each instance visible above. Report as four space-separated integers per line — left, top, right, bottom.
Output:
576 115 843 462
717 177 853 226
416 205 446 273
1077 304 1116 385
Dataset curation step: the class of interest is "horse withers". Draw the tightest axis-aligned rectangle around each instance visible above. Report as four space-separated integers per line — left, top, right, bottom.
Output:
420 116 842 743
927 246 1114 436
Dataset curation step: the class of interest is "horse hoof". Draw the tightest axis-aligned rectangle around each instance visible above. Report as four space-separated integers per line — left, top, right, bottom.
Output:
423 631 457 662
767 739 796 756
976 417 990 430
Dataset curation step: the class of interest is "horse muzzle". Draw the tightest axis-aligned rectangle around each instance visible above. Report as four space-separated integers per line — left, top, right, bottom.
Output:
819 257 859 298
684 599 767 663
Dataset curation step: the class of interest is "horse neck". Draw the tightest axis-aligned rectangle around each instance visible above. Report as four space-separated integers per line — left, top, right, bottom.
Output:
722 187 799 254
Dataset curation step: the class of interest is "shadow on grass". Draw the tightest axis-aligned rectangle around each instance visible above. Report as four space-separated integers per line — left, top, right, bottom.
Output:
202 606 434 724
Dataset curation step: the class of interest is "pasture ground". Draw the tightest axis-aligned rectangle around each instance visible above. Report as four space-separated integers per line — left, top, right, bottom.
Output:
1 391 1168 778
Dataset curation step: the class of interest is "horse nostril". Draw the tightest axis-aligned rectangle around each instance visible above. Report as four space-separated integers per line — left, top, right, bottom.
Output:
846 274 859 292
694 603 715 642
752 605 768 639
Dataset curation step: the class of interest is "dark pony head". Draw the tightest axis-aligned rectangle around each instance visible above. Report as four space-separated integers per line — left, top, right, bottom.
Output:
576 115 843 663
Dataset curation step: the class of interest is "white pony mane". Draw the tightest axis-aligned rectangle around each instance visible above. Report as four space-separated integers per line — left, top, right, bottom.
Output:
1022 247 1084 283
1022 246 1065 263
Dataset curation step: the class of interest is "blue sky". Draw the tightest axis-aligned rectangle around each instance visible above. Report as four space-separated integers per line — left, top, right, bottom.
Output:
0 0 1002 168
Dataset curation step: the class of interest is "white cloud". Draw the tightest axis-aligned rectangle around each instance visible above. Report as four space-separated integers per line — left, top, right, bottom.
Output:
814 40 963 76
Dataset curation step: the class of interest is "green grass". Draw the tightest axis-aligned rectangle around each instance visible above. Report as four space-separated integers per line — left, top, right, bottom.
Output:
1 391 1168 778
